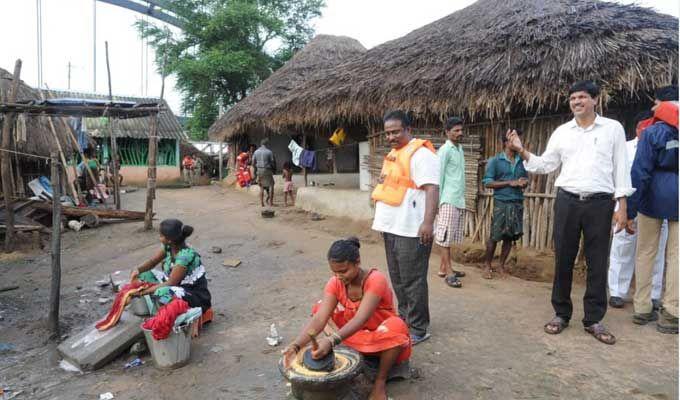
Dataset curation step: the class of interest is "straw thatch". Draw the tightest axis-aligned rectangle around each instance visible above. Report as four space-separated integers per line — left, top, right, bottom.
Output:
270 0 678 128
0 68 76 157
46 90 186 141
208 35 366 140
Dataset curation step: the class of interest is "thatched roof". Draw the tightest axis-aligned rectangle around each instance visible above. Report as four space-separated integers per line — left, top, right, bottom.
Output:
208 35 366 140
46 90 186 141
270 0 678 128
0 68 76 157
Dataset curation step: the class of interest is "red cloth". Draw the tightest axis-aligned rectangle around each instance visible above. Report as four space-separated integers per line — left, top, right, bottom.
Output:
637 118 654 138
653 101 679 129
96 281 151 331
313 269 411 364
142 298 190 340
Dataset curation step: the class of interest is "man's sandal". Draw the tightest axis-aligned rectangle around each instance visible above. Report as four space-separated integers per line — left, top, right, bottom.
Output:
445 275 462 288
544 316 568 334
584 323 616 345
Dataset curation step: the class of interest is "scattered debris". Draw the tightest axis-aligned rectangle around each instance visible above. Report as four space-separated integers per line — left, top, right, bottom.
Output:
67 220 85 231
310 213 325 221
0 388 23 399
261 209 275 218
266 323 283 346
222 259 242 268
99 392 114 400
123 358 144 369
95 280 110 288
59 359 83 373
210 345 224 353
210 246 223 254
0 286 19 293
129 341 147 355
0 343 15 353
98 298 110 304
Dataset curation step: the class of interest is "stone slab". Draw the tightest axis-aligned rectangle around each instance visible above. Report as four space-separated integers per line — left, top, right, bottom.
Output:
57 311 144 371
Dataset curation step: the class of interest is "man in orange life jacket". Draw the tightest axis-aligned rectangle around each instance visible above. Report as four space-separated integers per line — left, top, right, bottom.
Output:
371 110 440 345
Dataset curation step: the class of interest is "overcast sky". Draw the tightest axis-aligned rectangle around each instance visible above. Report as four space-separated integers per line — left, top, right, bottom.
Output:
0 0 677 116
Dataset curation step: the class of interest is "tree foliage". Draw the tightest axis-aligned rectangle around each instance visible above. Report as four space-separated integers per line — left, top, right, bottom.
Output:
137 0 324 140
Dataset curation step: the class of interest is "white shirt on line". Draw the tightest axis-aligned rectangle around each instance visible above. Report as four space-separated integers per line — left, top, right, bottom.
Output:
372 140 440 238
523 115 635 199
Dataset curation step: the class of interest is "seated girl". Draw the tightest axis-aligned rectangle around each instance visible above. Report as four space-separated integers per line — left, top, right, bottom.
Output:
282 237 411 400
130 219 212 316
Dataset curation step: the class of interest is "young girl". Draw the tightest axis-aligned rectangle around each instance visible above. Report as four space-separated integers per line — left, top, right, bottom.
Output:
282 237 411 400
282 161 295 206
130 219 212 313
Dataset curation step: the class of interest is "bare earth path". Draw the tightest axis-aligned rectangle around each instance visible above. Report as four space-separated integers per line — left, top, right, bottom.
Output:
0 186 676 400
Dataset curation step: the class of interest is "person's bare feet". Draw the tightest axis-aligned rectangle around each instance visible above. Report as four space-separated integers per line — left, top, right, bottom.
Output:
368 381 388 400
483 266 493 279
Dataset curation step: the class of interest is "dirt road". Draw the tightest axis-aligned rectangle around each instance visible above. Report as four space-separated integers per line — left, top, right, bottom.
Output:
0 186 676 399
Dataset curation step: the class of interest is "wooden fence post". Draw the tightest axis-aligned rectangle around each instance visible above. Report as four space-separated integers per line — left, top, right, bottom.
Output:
48 152 62 337
105 41 121 209
1 59 22 252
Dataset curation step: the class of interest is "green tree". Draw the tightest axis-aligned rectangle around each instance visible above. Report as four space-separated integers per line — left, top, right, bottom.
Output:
137 0 324 140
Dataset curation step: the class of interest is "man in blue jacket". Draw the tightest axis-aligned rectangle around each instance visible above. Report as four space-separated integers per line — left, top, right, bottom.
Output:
627 85 679 334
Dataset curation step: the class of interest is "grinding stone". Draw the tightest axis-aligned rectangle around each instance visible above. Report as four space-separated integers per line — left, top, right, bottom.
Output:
302 348 335 372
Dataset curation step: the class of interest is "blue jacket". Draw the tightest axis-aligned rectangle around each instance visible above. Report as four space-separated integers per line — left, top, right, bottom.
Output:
627 121 678 221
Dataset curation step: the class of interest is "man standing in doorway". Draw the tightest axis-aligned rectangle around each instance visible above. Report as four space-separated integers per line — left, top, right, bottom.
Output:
372 110 440 345
482 130 529 280
253 138 276 207
435 117 467 288
507 80 633 345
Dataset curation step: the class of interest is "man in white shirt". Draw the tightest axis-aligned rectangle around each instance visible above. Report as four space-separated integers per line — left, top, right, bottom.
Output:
372 110 440 345
507 80 633 345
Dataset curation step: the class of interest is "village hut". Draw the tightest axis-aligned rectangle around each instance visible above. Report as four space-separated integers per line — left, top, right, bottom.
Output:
0 68 77 196
46 90 187 186
265 0 679 250
208 34 367 188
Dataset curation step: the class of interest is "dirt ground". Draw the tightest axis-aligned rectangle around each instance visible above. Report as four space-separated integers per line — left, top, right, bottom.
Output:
0 185 677 400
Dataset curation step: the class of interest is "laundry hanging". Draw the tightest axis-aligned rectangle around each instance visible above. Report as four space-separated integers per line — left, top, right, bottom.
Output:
288 140 304 167
299 149 316 170
329 128 346 146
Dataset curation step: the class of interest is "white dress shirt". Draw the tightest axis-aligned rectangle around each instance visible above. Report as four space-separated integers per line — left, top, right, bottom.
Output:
524 115 634 198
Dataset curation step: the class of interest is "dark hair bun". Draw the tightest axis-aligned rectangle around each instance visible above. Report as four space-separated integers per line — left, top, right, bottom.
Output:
181 225 194 239
345 237 360 249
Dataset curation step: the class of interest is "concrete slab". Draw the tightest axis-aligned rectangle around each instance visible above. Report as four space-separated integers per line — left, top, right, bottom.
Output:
296 187 374 221
57 311 144 371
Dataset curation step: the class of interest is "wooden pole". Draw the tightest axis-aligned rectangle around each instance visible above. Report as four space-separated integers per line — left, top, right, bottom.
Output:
218 142 223 180
302 135 308 187
144 46 167 230
104 41 121 209
39 90 81 205
48 151 62 337
1 60 22 252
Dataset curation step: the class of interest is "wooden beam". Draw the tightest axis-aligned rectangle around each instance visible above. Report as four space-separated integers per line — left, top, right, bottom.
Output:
32 202 147 220
145 46 167 230
48 152 62 337
1 60 21 252
105 42 121 210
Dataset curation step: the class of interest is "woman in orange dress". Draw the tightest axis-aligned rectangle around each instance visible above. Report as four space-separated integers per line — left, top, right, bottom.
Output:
282 237 411 400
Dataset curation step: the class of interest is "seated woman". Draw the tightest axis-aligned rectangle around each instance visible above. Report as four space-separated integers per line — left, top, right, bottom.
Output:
282 237 411 400
130 219 212 318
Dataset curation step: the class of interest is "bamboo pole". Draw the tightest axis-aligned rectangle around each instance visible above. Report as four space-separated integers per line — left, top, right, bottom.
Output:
105 42 121 210
48 151 61 337
145 46 167 230
39 90 80 205
302 135 308 187
1 60 21 252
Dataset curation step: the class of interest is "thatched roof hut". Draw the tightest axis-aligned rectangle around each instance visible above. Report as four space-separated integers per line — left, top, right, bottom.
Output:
208 35 366 141
273 0 678 127
0 68 76 157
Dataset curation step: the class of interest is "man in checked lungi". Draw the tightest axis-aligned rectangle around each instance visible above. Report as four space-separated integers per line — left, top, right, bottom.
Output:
434 117 468 288
482 129 529 279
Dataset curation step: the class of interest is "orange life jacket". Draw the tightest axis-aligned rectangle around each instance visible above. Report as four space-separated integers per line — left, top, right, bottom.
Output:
371 139 436 206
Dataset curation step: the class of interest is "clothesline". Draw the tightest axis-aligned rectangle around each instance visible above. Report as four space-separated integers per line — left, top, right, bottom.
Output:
284 134 359 153
0 148 55 161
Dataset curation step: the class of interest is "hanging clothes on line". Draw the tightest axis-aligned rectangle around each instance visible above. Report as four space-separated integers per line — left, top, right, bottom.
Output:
288 139 303 167
329 128 346 146
300 149 316 170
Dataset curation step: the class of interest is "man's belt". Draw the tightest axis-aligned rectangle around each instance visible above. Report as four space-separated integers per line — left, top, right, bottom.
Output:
558 188 613 201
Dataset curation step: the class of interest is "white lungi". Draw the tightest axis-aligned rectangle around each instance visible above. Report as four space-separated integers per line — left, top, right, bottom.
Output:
608 219 668 299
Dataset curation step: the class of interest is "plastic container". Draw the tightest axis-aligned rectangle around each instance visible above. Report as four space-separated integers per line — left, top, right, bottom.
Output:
130 297 150 316
142 322 194 369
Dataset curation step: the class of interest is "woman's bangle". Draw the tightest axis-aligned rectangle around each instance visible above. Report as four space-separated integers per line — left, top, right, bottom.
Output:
331 332 342 347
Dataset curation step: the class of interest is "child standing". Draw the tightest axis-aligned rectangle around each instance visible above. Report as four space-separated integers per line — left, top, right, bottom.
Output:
282 161 295 206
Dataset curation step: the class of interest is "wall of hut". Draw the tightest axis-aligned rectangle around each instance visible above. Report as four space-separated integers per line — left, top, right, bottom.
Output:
367 107 645 251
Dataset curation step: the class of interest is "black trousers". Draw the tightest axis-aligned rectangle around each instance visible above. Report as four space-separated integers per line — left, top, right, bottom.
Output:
552 190 615 326
383 233 432 337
